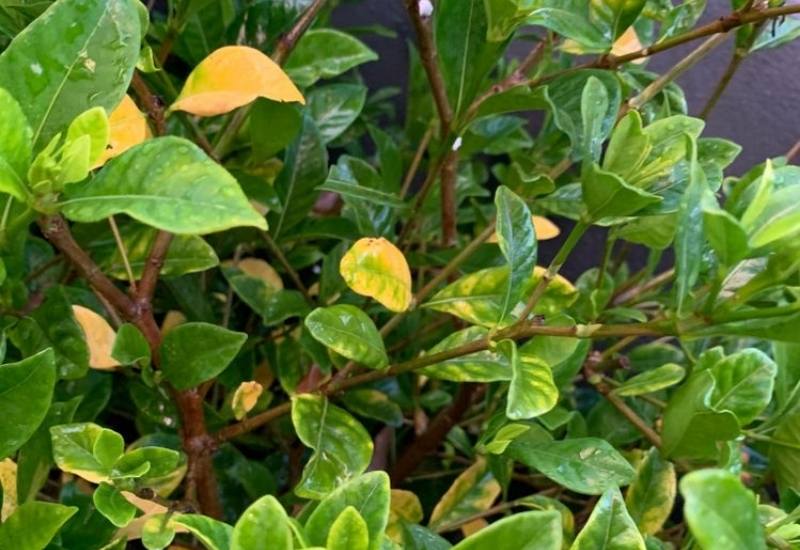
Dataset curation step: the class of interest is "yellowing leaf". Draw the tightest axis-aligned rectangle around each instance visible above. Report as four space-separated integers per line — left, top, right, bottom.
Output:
171 46 305 117
161 310 187 334
612 27 645 63
0 458 17 520
533 216 560 240
72 305 119 370
93 95 149 169
340 237 412 312
232 381 264 420
489 216 560 243
387 489 423 542
233 257 283 290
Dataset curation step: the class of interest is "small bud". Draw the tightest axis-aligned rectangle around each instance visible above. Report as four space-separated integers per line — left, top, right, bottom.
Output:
418 0 434 17
452 136 462 151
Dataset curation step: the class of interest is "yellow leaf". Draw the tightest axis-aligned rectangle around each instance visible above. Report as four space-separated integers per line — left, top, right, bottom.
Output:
461 519 488 537
387 490 423 542
230 257 283 290
340 237 412 312
612 27 645 63
0 458 17 521
93 95 149 169
161 310 187 334
488 215 560 242
231 381 264 420
170 46 305 117
72 305 119 370
532 215 560 240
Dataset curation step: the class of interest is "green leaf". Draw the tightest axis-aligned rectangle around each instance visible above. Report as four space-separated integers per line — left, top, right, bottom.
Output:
591 0 646 40
708 348 777 426
367 125 402 191
507 437 636 495
160 323 247 390
527 2 609 51
501 340 558 420
421 326 511 382
285 29 378 88
232 495 291 550
483 0 538 41
61 137 266 234
111 323 150 366
0 0 141 151
319 176 407 210
305 471 390 549
674 135 707 313
661 370 741 460
603 110 650 181
221 264 309 327
494 186 537 323
429 459 500 531
328 506 370 550
773 342 800 410
580 76 610 165
425 265 577 327
65 107 109 168
435 0 504 115
249 98 301 159
747 182 800 249
50 422 123 483
269 113 328 239
613 364 685 397
770 404 800 499
341 389 403 427
0 501 77 550
304 305 388 369
309 83 367 144
680 469 765 550
142 513 176 550
29 286 89 379
581 163 661 221
571 487 645 550
0 349 56 460
291 395 373 499
170 515 233 550
93 482 136 527
452 510 562 550
624 449 675 535
703 206 749 266
0 87 32 201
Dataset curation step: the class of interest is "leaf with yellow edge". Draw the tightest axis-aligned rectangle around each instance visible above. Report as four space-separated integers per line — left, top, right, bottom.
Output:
387 489 423 542
72 306 119 370
233 257 283 290
0 458 17 521
429 458 500 532
489 215 560 243
340 237 412 312
231 381 264 420
170 46 305 117
93 95 149 169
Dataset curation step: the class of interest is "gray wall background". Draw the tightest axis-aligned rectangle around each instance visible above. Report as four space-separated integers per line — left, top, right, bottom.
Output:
331 1 800 174
330 1 800 273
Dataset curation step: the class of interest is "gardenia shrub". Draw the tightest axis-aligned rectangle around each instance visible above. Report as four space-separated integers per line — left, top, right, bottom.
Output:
1 0 800 548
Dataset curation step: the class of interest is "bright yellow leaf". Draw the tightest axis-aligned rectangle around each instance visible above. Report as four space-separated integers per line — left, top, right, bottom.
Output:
340 237 412 312
0 458 16 520
489 215 560 242
93 95 149 169
612 27 645 63
231 381 264 420
231 257 283 290
170 46 305 117
72 305 119 370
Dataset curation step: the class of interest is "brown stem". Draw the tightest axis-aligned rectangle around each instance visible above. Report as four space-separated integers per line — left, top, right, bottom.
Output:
403 0 453 136
699 35 755 119
131 73 167 138
272 0 329 65
400 125 434 199
602 388 662 448
786 139 800 163
439 149 458 247
391 384 485 484
137 230 173 306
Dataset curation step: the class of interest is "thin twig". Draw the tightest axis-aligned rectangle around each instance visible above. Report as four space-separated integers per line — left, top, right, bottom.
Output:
261 231 312 304
439 149 458 246
107 215 137 293
272 0 329 65
136 230 173 307
786 139 800 163
400 125 434 199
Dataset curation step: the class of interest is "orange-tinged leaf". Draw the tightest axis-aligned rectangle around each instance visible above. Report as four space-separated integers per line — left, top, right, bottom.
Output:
612 27 645 62
489 215 560 242
340 237 412 312
170 46 305 117
93 95 149 169
72 305 119 370
232 381 264 420
533 215 560 240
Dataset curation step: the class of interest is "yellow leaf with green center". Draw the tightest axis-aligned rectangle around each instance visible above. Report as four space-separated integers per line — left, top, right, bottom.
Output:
429 459 501 532
340 237 412 312
231 381 263 420
93 95 149 169
72 305 119 370
171 46 305 117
